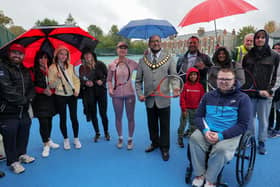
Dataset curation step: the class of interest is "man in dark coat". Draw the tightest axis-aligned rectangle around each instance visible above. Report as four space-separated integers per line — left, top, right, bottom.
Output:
0 43 35 174
176 36 212 89
242 30 279 155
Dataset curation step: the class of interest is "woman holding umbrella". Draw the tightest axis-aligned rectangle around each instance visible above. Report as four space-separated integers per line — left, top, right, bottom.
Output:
31 51 59 157
79 48 110 142
107 42 138 150
48 45 81 150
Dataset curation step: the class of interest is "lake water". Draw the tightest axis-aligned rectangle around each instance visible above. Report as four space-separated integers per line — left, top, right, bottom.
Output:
98 55 143 65
75 54 178 79
98 54 179 65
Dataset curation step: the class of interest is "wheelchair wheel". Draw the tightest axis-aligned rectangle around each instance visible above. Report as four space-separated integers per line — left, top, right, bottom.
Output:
235 132 256 185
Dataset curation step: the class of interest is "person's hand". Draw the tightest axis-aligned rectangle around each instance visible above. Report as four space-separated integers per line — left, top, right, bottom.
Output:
109 88 114 96
43 88 52 96
57 72 62 79
73 91 79 97
85 80 94 87
205 131 218 144
96 80 103 86
259 90 271 98
139 95 146 102
173 88 180 97
182 111 187 118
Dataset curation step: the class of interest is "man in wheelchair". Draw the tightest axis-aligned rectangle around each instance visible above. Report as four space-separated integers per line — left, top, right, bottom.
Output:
189 68 252 187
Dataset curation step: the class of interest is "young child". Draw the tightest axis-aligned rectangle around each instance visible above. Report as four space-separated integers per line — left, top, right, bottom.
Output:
177 67 205 148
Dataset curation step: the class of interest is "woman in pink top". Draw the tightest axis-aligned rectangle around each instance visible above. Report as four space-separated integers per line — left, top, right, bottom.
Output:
107 42 138 150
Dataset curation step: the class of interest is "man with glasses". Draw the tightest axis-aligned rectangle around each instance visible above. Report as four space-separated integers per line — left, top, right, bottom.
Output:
189 68 251 187
135 35 179 161
0 43 35 174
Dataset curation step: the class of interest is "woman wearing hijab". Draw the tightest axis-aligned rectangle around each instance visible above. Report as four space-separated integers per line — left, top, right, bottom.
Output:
208 46 244 91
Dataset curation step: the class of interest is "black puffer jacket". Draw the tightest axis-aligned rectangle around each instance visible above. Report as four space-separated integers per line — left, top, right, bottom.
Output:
0 59 35 119
31 68 56 118
242 30 280 98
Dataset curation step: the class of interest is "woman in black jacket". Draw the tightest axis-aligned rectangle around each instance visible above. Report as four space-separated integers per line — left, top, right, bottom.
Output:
32 51 59 157
79 48 110 142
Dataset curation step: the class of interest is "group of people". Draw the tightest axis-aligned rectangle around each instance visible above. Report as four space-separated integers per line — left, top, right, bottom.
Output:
176 30 279 187
0 29 279 187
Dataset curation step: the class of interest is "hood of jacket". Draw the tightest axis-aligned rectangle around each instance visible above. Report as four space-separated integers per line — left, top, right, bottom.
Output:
186 67 200 84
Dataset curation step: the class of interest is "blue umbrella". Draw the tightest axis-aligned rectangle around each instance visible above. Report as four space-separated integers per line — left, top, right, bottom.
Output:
118 18 177 39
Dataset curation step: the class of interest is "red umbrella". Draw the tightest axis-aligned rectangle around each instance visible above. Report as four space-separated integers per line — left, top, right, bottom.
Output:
179 0 258 42
0 25 98 68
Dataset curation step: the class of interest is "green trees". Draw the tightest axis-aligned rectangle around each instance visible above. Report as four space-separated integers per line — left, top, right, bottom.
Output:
264 21 279 33
9 25 25 36
0 10 13 26
35 18 59 26
236 25 257 46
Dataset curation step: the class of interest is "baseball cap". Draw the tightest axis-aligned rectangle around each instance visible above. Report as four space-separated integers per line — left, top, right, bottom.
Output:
117 42 128 48
9 43 25 54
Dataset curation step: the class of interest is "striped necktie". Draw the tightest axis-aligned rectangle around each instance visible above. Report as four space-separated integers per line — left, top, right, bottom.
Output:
152 54 157 64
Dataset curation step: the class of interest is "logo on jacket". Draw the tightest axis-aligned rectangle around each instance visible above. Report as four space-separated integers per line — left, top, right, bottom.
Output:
230 99 236 104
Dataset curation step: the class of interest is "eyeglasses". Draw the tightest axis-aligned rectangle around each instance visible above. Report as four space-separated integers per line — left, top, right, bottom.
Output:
217 78 234 82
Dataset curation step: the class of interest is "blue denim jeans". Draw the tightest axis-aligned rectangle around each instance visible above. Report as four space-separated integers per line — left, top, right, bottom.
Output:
249 98 272 143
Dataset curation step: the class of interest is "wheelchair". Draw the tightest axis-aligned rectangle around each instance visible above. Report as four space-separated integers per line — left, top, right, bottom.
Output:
185 132 256 186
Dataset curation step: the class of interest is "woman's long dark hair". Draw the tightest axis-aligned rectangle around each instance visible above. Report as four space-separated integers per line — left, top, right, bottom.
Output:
34 50 52 88
212 47 232 67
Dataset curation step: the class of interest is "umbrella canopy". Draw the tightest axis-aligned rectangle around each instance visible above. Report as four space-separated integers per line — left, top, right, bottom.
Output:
179 0 258 27
118 18 177 39
0 25 98 68
178 0 258 43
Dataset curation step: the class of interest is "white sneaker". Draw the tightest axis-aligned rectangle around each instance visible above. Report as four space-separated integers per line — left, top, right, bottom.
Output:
19 154 35 164
42 146 50 157
117 138 123 149
74 138 82 149
127 139 133 150
10 162 25 174
49 140 60 149
192 175 205 187
64 138 71 150
204 180 216 187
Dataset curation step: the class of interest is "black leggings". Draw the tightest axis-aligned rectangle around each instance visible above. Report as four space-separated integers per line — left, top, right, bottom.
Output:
55 95 79 138
90 94 109 135
39 117 53 143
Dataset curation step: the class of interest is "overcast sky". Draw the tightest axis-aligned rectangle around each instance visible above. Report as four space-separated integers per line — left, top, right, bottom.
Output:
2 0 279 36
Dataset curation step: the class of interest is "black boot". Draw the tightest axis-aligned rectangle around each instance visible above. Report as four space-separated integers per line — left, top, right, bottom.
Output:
105 132 110 141
0 171 5 178
178 137 184 148
94 133 101 142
